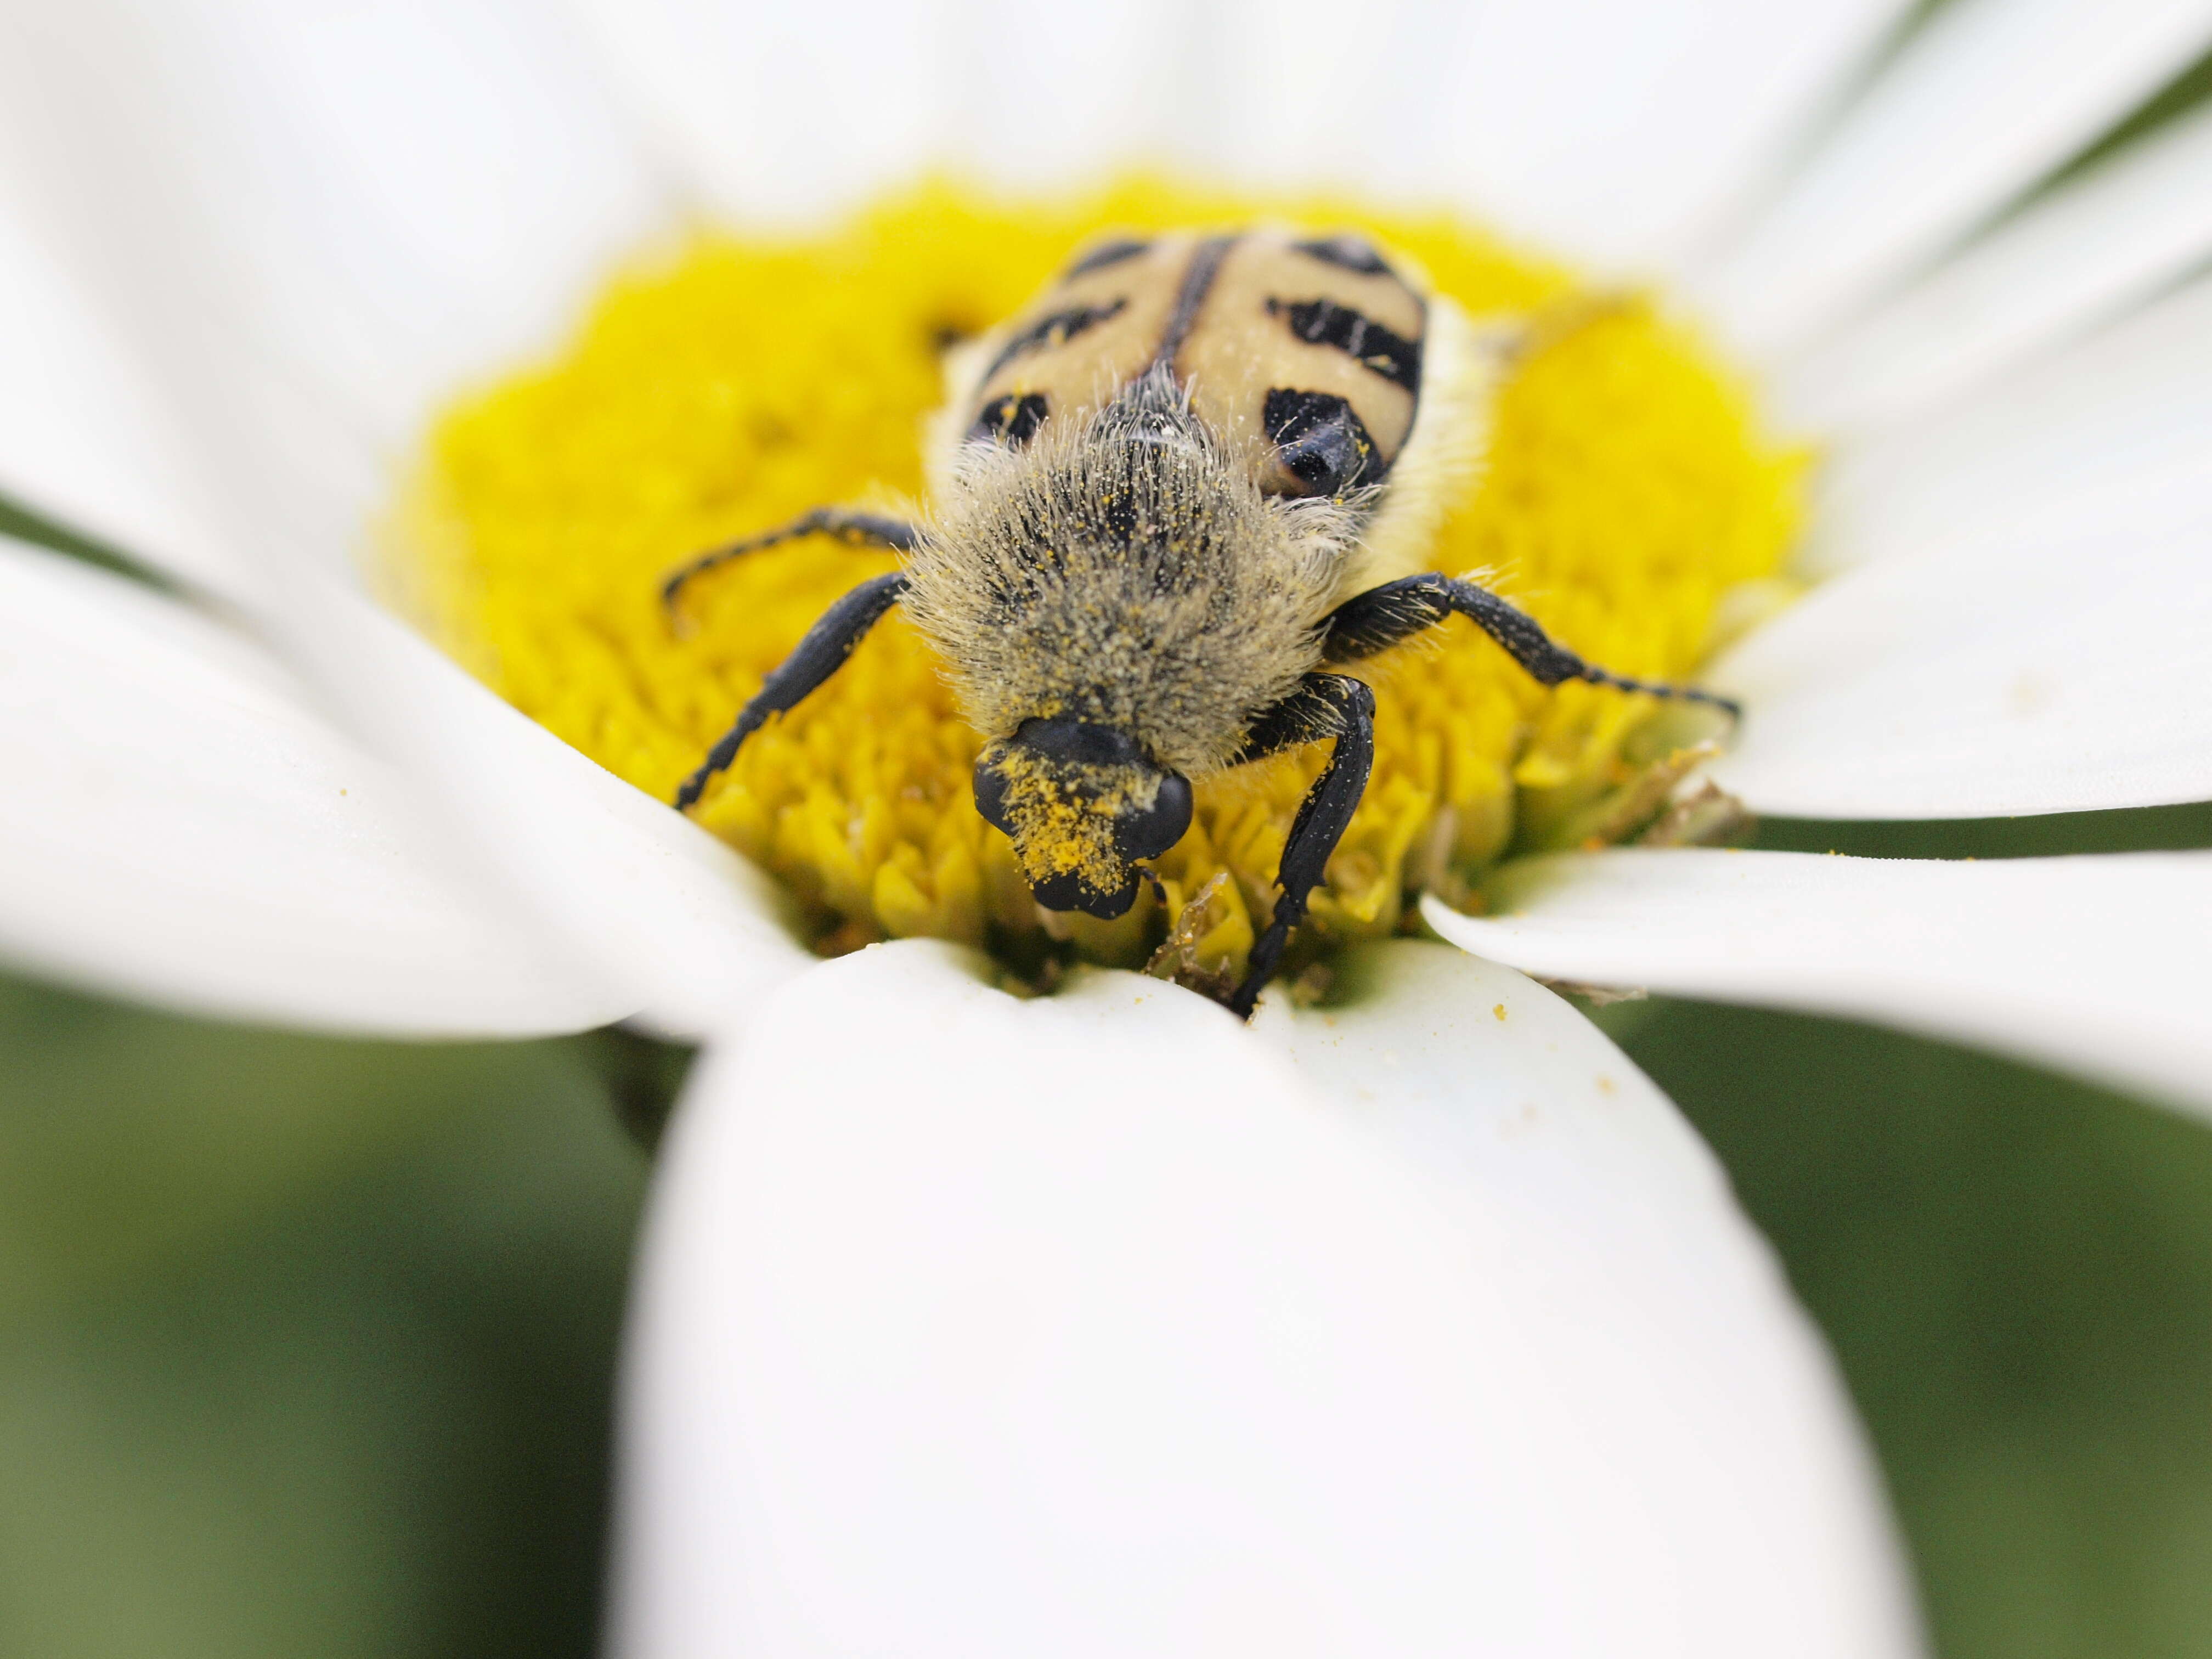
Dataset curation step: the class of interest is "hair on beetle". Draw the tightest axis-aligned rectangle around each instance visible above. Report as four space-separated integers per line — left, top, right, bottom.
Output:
903 365 1355 780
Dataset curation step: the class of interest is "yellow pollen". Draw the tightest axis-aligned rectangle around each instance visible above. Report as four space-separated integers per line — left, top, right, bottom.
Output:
989 747 1136 897
386 177 1804 990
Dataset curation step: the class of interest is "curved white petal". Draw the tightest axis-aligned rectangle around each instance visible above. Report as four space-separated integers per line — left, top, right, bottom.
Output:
1425 850 2212 1117
1777 100 2212 431
1707 492 2212 819
573 0 1909 272
613 938 1918 1658
1695 0 2212 358
1806 273 2212 579
1400 0 1915 271
0 0 671 467
0 534 630 1036
566 0 1184 218
0 5 813 1037
0 187 251 599
1253 941 1917 1654
277 575 816 1042
564 0 965 222
1139 0 1913 271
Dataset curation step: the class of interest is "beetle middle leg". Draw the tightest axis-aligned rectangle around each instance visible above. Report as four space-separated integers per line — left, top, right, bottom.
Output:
672 572 909 811
1224 673 1377 1020
1201 573 1731 1013
1321 572 1740 716
660 507 921 617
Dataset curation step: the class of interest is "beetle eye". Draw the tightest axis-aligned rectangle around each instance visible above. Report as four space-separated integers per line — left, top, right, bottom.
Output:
1114 770 1192 862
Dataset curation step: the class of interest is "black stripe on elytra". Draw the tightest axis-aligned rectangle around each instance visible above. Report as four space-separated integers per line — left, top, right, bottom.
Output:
1152 234 1238 369
1291 234 1393 277
1266 296 1421 394
1264 388 1385 496
1063 237 1150 278
980 298 1128 385
968 392 1050 447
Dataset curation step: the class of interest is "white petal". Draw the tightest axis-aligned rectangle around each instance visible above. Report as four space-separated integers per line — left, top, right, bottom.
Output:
1389 0 1915 270
0 186 251 599
0 0 671 461
0 535 630 1036
1706 493 2212 819
1425 849 2212 1118
1777 99 2212 431
0 5 813 1036
1787 97 2212 431
948 0 1187 189
570 0 1909 270
1255 941 1917 1656
1695 0 2212 358
1807 272 2212 578
567 0 1196 217
613 938 1919 1658
270 575 816 1043
562 0 956 221
1195 0 1908 272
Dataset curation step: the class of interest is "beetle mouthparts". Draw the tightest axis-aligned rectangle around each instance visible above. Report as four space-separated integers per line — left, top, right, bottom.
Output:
973 718 1193 918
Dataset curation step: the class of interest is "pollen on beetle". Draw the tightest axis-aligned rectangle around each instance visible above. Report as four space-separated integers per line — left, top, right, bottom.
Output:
385 177 1803 992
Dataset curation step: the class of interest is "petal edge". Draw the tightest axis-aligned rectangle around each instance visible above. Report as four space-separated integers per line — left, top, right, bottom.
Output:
614 938 1921 1657
1425 849 2212 1116
0 535 630 1036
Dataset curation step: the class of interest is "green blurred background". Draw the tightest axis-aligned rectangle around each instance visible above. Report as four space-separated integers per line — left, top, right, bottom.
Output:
3 802 2209 1658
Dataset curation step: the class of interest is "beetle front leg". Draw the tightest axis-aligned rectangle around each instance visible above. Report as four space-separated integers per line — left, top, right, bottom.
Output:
673 572 909 811
1226 673 1377 1020
1323 573 1740 718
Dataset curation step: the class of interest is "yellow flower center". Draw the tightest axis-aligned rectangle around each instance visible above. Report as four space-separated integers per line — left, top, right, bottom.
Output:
386 177 1803 995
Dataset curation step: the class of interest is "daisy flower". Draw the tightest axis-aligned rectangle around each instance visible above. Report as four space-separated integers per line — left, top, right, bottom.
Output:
1 1 2209 1653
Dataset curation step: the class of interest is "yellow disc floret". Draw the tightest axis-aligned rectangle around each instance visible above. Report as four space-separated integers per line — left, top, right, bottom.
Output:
386 177 1803 992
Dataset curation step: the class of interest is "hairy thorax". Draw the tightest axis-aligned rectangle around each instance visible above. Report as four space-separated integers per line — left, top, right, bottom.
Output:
902 379 1353 779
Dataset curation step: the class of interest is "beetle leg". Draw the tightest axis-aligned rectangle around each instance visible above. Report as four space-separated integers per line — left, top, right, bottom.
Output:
1321 572 1740 718
672 572 909 811
660 507 921 617
1226 673 1377 1020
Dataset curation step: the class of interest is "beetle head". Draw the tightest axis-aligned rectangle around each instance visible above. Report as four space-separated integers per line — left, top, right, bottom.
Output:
973 717 1193 919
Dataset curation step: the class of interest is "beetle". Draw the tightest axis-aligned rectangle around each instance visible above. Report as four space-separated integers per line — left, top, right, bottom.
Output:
665 229 1734 1017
